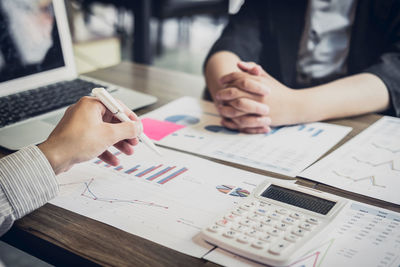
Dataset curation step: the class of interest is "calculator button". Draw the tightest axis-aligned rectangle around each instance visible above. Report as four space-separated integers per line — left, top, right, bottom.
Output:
275 222 289 231
239 219 256 227
249 201 258 206
267 228 282 237
239 204 253 211
224 213 239 222
284 234 299 243
223 230 238 239
299 222 313 231
268 213 281 220
251 240 268 249
232 208 248 216
216 219 231 227
276 208 288 215
236 235 252 244
245 229 261 238
268 240 291 255
259 234 276 243
254 223 270 232
261 218 274 226
306 217 319 225
255 208 268 216
257 201 270 208
282 217 296 225
247 214 262 222
207 224 222 233
231 224 249 233
290 212 303 220
292 228 305 237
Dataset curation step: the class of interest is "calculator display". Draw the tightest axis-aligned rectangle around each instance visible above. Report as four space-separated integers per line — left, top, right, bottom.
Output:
260 185 336 215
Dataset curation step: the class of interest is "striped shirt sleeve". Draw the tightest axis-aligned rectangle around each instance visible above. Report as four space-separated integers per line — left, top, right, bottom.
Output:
0 145 58 236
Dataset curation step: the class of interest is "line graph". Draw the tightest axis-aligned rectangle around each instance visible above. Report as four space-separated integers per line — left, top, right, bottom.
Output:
352 156 400 172
371 143 400 153
289 239 335 267
81 178 169 209
332 170 385 188
301 117 400 204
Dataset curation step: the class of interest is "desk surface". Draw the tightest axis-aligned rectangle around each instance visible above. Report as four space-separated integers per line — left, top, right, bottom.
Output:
1 62 399 266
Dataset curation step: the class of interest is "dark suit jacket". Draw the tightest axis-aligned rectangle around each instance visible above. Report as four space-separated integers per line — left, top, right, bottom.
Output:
206 0 400 117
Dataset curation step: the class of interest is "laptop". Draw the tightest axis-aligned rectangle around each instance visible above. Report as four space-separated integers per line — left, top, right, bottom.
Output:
0 0 157 150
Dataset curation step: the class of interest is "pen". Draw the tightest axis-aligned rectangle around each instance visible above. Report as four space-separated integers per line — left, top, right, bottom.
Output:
92 87 162 156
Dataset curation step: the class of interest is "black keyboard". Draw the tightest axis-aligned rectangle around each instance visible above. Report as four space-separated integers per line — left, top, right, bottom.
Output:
0 79 107 127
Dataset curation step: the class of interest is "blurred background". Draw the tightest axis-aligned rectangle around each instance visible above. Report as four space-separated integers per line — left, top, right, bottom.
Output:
66 0 244 75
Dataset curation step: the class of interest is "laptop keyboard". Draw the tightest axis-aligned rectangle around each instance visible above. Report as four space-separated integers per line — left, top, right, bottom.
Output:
0 79 108 127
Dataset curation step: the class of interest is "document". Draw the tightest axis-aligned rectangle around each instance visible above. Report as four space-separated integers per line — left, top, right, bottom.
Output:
203 201 400 267
51 145 281 258
301 116 400 204
141 97 352 177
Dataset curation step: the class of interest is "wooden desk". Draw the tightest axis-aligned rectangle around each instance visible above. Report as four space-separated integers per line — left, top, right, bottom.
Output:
1 62 399 266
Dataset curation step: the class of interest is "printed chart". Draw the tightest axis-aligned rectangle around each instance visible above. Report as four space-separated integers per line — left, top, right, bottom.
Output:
301 117 400 204
80 178 169 209
51 145 272 258
141 97 352 177
216 185 250 197
94 158 188 185
203 201 400 267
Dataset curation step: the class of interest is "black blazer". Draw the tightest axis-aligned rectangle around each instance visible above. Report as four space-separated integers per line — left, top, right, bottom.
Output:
206 0 400 117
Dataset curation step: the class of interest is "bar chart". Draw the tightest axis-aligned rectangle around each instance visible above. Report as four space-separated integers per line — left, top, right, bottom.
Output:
296 124 324 137
92 158 187 185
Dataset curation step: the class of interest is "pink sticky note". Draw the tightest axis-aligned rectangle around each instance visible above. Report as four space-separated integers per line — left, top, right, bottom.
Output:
141 118 186 141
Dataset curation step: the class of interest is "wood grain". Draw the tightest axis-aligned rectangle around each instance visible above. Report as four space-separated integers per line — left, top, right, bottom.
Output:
1 62 398 266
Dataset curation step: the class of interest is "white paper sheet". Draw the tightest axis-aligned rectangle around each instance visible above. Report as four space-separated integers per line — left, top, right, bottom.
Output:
141 97 352 177
51 145 281 258
203 201 400 267
301 116 400 204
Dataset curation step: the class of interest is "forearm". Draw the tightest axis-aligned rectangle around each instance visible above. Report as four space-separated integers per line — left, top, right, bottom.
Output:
205 51 241 101
295 73 390 123
0 146 58 236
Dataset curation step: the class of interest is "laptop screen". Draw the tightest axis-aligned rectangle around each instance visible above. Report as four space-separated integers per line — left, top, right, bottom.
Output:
0 0 65 83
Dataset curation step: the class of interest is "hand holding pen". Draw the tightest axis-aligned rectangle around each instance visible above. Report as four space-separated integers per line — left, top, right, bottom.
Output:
92 87 162 156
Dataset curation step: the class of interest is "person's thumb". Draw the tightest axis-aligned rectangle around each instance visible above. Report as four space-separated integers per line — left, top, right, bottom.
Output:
237 61 257 72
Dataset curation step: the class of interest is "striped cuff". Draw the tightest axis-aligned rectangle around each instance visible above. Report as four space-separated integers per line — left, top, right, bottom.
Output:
0 145 58 219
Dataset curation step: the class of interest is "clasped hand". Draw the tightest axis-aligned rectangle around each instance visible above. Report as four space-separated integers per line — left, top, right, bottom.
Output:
215 62 296 133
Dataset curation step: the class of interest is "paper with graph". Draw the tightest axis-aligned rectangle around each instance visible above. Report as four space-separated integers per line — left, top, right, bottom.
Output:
301 116 400 204
140 97 352 177
203 201 400 267
50 145 277 258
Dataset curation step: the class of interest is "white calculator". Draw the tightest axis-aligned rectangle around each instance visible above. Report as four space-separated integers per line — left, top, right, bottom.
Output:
200 181 346 266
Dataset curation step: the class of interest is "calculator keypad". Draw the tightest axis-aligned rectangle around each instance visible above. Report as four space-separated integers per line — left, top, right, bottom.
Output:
205 200 323 259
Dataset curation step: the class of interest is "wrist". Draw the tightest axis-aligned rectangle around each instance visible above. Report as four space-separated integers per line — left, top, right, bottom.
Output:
297 87 335 123
271 89 306 126
38 139 73 175
205 51 241 101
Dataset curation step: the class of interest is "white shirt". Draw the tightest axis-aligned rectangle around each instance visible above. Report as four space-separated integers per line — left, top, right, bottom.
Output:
0 146 58 236
297 0 357 84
